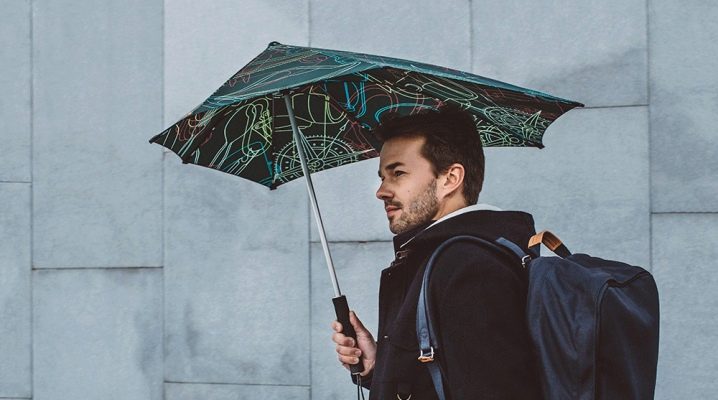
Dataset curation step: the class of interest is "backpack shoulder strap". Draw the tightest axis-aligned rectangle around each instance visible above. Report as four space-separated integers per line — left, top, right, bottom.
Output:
416 235 527 400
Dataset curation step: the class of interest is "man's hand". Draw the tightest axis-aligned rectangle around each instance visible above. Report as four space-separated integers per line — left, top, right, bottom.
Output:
331 311 376 377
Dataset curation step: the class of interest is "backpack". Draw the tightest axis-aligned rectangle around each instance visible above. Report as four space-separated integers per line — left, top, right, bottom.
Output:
416 230 660 400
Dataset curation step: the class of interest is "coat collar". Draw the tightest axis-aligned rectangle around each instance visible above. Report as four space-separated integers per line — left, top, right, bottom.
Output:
391 206 536 258
397 204 502 249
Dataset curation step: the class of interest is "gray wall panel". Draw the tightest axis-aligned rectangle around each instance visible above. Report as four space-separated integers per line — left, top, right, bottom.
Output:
166 382 309 400
0 184 31 397
481 107 650 266
472 0 647 107
310 242 393 400
653 214 718 399
33 0 163 268
649 1 718 212
310 0 471 71
311 158 391 242
33 268 163 400
163 158 309 385
0 0 31 182
164 0 309 126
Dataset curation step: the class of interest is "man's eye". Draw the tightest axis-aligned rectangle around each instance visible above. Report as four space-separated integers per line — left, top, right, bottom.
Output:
394 171 405 176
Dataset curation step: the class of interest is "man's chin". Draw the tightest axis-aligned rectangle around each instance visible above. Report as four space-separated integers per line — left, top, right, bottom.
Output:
388 221 401 235
389 220 410 235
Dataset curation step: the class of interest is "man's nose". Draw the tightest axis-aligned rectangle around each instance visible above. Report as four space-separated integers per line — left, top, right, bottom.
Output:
376 181 391 201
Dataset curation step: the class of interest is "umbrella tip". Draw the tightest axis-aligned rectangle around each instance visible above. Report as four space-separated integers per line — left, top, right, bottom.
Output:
268 41 281 47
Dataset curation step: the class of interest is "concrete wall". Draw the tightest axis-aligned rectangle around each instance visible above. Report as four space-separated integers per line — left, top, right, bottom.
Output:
0 0 715 398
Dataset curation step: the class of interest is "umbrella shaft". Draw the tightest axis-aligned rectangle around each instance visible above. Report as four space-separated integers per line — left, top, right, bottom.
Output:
283 93 342 298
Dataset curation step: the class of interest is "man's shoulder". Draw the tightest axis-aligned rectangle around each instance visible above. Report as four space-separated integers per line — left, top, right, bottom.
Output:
425 237 527 304
428 236 519 277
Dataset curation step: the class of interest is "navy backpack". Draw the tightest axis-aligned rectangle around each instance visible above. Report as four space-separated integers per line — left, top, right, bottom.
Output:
416 230 660 400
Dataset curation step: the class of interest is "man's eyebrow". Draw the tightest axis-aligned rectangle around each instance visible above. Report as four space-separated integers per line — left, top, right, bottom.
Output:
378 162 405 177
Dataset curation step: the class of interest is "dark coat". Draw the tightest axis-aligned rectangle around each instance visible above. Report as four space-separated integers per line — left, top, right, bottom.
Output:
364 210 543 400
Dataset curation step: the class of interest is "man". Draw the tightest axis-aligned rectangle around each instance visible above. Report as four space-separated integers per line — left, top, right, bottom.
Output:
331 106 541 399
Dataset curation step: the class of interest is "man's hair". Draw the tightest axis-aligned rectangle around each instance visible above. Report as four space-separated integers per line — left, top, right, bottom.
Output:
374 106 485 205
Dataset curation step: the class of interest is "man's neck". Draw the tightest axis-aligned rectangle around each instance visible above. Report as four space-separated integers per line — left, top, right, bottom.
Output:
432 197 468 222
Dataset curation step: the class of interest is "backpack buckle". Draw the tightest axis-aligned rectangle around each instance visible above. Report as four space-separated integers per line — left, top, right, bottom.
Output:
418 347 435 363
521 254 531 269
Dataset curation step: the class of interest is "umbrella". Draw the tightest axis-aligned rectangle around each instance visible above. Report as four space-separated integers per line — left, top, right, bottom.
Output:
149 41 582 374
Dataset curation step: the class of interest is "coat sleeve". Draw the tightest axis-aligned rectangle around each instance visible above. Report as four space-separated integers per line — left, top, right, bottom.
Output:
428 242 542 400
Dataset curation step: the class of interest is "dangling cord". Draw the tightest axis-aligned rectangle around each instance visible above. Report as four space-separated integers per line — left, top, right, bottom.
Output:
356 374 367 400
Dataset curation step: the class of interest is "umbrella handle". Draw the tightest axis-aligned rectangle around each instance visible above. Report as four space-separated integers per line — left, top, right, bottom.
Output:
332 295 365 375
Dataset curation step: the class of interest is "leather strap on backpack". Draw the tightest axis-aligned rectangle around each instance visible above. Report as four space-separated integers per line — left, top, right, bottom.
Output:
529 230 571 258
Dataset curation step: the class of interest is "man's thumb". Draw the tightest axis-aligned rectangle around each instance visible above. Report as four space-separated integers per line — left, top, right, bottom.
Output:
349 311 367 333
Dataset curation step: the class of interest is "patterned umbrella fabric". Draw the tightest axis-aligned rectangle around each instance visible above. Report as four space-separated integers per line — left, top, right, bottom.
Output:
150 41 582 189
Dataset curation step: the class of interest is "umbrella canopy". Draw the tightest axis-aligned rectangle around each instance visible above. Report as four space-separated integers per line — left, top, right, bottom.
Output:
150 41 582 189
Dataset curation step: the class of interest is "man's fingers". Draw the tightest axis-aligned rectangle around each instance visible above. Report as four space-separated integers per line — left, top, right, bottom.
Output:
331 320 342 332
336 344 362 357
337 354 361 365
331 332 355 347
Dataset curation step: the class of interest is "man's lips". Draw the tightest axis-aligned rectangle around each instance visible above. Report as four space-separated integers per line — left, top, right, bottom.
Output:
385 205 400 217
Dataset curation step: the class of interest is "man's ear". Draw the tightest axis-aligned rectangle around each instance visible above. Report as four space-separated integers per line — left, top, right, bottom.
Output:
439 163 465 199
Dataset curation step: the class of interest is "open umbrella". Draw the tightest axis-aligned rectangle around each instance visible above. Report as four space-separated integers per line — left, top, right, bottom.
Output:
149 41 582 374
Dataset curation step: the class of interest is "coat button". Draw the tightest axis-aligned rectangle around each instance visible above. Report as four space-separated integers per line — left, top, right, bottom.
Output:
383 335 389 340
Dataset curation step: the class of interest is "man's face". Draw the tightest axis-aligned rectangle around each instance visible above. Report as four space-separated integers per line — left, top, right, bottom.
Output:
376 135 441 234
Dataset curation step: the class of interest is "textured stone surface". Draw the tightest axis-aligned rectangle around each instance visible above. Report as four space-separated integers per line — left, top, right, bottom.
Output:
163 155 310 385
0 184 31 397
481 106 650 267
0 0 31 182
653 214 718 399
33 268 163 400
166 383 309 400
164 0 309 125
310 0 471 71
649 1 718 212
32 0 163 268
310 241 393 400
472 0 647 107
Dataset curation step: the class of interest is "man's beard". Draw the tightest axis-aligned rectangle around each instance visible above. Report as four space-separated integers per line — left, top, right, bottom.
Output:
389 180 439 234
